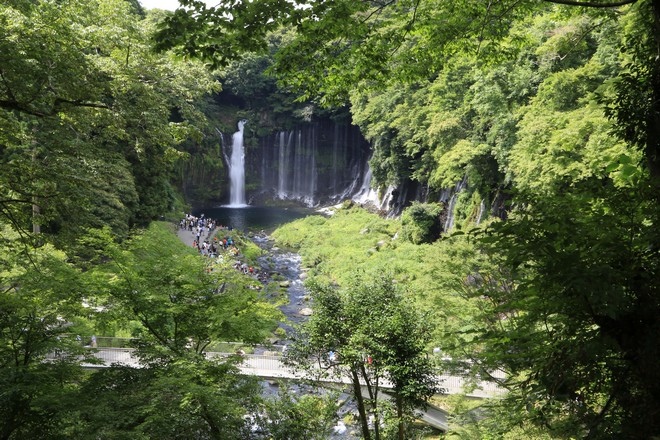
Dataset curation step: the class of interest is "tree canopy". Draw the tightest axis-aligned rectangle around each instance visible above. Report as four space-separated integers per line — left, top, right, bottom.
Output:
0 0 218 241
2 0 660 437
285 273 437 440
0 2 287 438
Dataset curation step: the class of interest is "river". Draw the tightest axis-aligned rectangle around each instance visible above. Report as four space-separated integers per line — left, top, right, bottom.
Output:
251 232 358 439
189 206 356 438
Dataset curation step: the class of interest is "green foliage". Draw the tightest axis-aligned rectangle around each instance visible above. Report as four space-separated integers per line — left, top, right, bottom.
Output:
458 180 660 438
157 0 538 107
253 386 339 440
262 4 660 435
400 202 444 244
219 36 316 130
605 0 660 177
509 102 630 196
2 0 660 438
91 222 280 357
272 207 397 284
286 272 437 440
153 0 293 69
67 361 261 439
0 220 283 438
430 141 489 190
445 400 557 440
0 0 219 243
216 229 264 266
0 219 283 439
272 205 485 349
0 223 92 439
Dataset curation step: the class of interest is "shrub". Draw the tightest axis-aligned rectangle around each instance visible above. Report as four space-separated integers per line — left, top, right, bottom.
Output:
400 202 443 244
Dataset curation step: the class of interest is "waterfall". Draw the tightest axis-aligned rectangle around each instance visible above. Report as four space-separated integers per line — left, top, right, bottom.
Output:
293 130 304 199
254 121 371 206
275 127 318 205
475 199 486 225
358 168 378 204
277 131 290 199
228 120 248 207
351 161 379 205
338 160 364 200
443 176 468 232
294 127 317 205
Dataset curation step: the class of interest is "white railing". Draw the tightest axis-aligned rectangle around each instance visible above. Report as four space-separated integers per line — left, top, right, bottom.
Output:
46 346 503 398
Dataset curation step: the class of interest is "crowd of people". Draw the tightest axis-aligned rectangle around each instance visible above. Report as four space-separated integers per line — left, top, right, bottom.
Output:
179 213 232 257
179 213 269 282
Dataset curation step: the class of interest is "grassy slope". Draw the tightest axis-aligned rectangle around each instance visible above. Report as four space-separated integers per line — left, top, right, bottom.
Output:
271 205 482 346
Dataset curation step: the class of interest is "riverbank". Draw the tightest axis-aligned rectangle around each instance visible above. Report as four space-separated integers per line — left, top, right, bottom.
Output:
175 216 311 327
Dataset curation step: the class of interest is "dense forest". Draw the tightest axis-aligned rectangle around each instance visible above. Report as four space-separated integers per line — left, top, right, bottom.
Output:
1 0 659 439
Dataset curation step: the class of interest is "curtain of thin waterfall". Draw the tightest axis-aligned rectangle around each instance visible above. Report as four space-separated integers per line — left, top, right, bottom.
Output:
253 121 372 206
442 175 468 232
308 125 317 205
332 124 339 194
277 131 287 198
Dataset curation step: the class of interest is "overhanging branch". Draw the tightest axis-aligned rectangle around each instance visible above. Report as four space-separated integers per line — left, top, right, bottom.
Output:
0 98 110 117
0 99 47 117
52 98 110 112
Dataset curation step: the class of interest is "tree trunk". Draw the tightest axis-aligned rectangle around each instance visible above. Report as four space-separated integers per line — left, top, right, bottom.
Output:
32 200 40 235
351 367 371 440
360 363 380 440
396 394 405 440
31 147 40 235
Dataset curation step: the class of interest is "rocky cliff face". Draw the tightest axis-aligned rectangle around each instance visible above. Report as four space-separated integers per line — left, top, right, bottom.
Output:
194 117 494 230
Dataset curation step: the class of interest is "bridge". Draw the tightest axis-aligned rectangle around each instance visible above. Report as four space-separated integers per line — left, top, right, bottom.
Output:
59 345 504 433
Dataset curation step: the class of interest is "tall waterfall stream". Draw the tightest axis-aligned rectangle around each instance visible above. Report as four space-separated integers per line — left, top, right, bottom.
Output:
228 120 248 207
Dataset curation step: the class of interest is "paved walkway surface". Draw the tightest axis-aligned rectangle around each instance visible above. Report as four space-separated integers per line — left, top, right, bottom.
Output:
177 226 214 247
177 227 195 246
72 347 505 432
78 348 505 399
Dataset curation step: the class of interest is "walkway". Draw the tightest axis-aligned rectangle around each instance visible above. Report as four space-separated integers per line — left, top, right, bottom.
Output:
73 347 506 431
80 347 503 399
